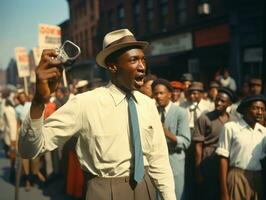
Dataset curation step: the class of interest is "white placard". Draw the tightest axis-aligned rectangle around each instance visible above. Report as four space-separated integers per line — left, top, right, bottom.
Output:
38 23 61 49
28 49 39 83
32 47 42 66
14 47 30 78
150 33 193 56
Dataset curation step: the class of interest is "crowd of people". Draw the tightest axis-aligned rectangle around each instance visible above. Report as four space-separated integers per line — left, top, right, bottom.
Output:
0 28 265 200
139 71 265 200
0 80 97 197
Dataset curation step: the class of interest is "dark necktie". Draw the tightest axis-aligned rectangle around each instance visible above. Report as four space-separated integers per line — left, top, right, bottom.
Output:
126 93 144 184
159 107 165 123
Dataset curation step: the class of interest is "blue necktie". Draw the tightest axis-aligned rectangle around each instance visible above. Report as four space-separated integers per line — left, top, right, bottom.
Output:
127 93 144 183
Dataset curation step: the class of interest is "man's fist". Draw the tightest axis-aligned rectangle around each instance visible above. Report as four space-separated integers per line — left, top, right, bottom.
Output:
34 49 63 103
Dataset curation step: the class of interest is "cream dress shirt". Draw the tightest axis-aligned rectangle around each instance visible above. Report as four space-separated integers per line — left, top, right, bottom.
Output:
216 118 266 171
18 83 175 200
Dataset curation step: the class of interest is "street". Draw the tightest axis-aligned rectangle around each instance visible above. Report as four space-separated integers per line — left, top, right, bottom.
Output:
0 143 75 200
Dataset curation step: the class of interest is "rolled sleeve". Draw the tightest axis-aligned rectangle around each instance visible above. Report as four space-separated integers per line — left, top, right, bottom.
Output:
18 112 45 159
192 114 207 143
216 147 229 158
215 125 231 158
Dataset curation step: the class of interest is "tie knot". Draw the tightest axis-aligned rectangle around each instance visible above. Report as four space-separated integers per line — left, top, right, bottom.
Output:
126 93 132 99
159 107 165 113
126 93 137 103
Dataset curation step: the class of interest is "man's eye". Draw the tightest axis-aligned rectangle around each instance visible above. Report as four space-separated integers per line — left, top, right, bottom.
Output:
130 58 137 63
142 57 146 63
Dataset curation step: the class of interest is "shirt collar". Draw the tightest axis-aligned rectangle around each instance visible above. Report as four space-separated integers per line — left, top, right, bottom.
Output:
239 118 265 133
238 118 250 130
107 82 127 106
164 101 172 115
107 82 140 106
197 99 207 111
254 122 265 133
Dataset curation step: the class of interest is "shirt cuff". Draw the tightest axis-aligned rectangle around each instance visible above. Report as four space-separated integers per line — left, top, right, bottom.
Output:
215 147 229 158
20 111 44 137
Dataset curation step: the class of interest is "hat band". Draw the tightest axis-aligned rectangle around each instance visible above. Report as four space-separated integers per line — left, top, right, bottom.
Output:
105 35 137 49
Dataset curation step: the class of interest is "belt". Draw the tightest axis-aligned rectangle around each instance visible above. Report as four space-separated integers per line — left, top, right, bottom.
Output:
230 167 262 175
84 167 149 183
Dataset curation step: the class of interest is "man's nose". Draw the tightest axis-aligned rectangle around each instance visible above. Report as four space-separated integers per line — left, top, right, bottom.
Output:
137 60 146 71
258 108 263 115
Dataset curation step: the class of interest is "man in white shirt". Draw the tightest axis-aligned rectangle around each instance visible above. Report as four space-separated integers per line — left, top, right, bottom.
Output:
180 81 213 200
18 29 175 200
180 82 213 132
216 95 266 200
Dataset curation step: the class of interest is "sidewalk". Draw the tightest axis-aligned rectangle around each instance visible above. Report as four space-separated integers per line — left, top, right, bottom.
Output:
0 145 75 200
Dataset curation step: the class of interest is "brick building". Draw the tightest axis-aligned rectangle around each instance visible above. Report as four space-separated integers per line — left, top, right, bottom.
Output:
64 0 263 89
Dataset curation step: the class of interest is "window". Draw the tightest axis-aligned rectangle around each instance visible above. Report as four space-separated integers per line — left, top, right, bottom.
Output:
145 0 154 32
117 5 125 28
175 0 187 24
108 10 115 30
132 0 141 34
158 0 168 30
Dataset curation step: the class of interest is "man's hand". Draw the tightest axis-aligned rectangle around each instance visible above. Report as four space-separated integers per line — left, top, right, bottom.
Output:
35 49 63 103
162 124 177 143
30 49 63 119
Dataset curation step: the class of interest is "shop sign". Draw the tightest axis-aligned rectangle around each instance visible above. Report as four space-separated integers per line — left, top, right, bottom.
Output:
150 33 193 56
244 47 262 62
194 24 229 47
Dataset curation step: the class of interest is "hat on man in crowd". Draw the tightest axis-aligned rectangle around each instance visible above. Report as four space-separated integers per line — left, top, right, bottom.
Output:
188 82 204 92
236 95 266 115
209 81 220 88
170 81 185 90
96 29 149 68
151 78 173 92
218 87 236 102
180 73 194 82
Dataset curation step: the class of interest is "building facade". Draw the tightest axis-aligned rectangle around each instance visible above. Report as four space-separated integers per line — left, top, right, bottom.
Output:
64 0 263 89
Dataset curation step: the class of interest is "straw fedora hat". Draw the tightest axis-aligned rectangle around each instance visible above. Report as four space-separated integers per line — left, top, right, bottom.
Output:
188 82 204 92
96 29 149 68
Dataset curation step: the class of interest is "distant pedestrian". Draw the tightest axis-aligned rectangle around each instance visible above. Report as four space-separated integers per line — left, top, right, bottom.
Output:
249 77 263 95
218 68 237 92
170 81 185 106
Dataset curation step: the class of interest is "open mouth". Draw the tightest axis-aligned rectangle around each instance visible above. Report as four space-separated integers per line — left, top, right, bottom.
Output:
135 74 145 86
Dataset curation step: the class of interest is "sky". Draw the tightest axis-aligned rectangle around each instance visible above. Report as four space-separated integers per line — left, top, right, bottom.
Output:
0 0 69 69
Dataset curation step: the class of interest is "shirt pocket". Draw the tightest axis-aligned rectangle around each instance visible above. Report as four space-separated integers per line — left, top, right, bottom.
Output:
141 125 154 154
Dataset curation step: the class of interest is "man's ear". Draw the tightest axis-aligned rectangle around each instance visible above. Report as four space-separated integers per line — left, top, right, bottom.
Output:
107 63 117 74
